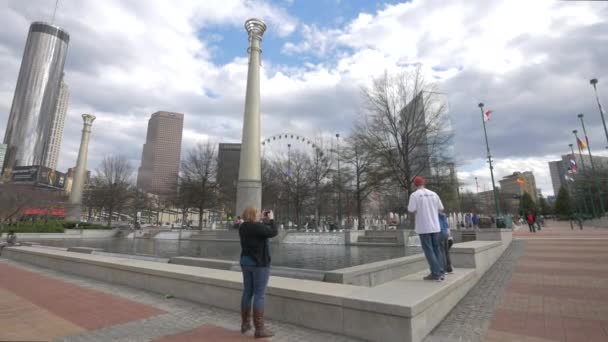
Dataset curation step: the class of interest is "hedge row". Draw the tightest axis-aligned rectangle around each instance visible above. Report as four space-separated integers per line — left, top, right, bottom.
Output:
2 220 110 233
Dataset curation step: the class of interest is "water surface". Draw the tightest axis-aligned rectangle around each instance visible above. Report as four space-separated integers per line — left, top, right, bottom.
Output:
33 238 421 271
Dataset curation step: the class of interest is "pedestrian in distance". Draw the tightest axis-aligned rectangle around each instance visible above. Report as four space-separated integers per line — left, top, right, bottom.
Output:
439 212 453 274
0 230 18 255
526 211 536 233
238 207 277 338
408 176 445 282
464 212 472 228
472 212 479 229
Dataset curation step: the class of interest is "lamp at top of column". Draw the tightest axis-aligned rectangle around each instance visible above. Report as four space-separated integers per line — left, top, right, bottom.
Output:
236 18 267 217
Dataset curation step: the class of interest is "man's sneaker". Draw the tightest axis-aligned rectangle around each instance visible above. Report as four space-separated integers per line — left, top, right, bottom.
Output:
423 274 443 282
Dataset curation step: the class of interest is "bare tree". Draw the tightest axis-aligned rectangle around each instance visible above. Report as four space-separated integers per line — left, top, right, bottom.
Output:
358 67 453 210
0 185 64 226
308 141 333 228
93 155 134 227
179 142 218 229
341 134 381 229
271 150 314 228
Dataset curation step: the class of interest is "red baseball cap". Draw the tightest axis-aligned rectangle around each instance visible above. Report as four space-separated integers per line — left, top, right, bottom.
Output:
413 176 425 186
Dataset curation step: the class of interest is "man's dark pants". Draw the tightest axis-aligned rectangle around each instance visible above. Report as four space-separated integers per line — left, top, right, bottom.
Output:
419 232 444 278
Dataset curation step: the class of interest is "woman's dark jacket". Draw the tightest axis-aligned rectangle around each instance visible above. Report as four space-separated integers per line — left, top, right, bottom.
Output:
239 220 278 267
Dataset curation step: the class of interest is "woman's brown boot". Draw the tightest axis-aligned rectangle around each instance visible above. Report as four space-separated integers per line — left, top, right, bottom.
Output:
241 308 252 334
253 309 274 338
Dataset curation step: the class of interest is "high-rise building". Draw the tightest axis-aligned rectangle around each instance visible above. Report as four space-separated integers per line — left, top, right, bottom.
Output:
2 22 69 171
45 76 69 170
137 111 184 196
217 143 241 215
548 160 563 196
499 171 538 202
549 154 608 196
0 144 6 175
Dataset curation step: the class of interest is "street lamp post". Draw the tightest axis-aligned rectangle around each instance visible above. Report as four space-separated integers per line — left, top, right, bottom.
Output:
478 103 501 223
287 143 291 227
577 114 605 215
590 79 608 148
573 129 597 217
336 133 342 229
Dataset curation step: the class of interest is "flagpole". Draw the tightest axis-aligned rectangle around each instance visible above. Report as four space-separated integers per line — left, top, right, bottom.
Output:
590 79 608 148
478 103 501 223
569 143 587 216
578 114 605 215
573 129 598 218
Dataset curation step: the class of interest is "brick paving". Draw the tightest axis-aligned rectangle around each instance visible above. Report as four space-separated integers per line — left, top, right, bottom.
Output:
426 220 608 342
1 220 607 342
0 258 360 342
484 221 608 342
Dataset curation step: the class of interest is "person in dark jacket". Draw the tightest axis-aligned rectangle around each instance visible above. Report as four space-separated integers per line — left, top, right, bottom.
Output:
239 207 277 338
439 213 453 274
527 211 536 233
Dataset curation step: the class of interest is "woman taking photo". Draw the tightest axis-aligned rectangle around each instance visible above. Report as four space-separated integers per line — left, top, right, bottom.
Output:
239 207 277 338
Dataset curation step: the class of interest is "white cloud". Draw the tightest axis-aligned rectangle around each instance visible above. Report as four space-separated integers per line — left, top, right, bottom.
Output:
0 0 607 198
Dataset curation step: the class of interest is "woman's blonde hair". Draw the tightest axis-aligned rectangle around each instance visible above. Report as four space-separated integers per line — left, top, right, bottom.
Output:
242 207 259 222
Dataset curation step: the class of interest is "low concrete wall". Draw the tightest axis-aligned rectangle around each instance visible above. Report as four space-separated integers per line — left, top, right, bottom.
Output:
282 232 346 245
475 229 512 253
4 237 510 342
450 240 504 278
345 230 366 245
5 229 118 239
325 254 427 287
169 256 326 282
67 247 104 254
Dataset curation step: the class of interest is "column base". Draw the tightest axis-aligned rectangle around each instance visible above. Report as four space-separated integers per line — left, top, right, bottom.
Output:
236 179 262 217
65 203 83 222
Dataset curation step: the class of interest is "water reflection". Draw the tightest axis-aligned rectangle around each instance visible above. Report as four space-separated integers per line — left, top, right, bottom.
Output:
33 238 421 271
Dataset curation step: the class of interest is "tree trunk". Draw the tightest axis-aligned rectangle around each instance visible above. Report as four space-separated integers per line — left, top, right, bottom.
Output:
198 203 204 230
107 208 113 227
357 190 363 230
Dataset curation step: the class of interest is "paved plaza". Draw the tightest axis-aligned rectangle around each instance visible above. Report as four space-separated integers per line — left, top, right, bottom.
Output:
427 220 608 342
1 220 607 341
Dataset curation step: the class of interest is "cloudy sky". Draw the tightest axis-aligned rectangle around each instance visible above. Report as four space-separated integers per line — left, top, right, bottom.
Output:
1 0 607 196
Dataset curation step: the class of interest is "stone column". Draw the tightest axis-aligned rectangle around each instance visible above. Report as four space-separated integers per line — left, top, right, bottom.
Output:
66 114 96 221
236 18 266 217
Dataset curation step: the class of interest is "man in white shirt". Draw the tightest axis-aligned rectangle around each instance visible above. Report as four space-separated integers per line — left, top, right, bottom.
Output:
407 176 445 281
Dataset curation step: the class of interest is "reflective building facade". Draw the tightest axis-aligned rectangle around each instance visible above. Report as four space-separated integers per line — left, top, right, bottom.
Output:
45 76 69 170
2 22 70 170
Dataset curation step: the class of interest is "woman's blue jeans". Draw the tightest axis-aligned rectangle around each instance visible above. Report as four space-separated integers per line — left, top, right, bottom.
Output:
241 266 270 311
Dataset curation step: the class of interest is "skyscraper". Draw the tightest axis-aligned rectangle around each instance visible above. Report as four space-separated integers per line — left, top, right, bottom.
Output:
137 111 184 196
548 154 608 196
45 76 69 170
499 171 538 202
2 22 69 171
217 143 241 215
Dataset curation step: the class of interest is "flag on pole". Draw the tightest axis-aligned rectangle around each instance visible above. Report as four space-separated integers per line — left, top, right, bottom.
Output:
569 158 577 173
577 137 587 150
484 110 493 122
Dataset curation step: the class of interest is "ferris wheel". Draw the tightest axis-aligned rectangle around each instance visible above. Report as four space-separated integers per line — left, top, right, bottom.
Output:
261 133 331 166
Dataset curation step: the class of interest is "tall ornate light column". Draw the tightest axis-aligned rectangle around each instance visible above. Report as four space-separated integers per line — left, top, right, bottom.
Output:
66 114 96 221
236 18 267 216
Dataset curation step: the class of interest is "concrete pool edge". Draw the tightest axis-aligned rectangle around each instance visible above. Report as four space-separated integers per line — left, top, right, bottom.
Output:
4 236 509 342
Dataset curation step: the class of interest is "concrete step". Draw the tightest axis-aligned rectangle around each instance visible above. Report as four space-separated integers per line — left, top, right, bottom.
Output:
188 236 239 242
349 242 402 247
358 236 399 243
